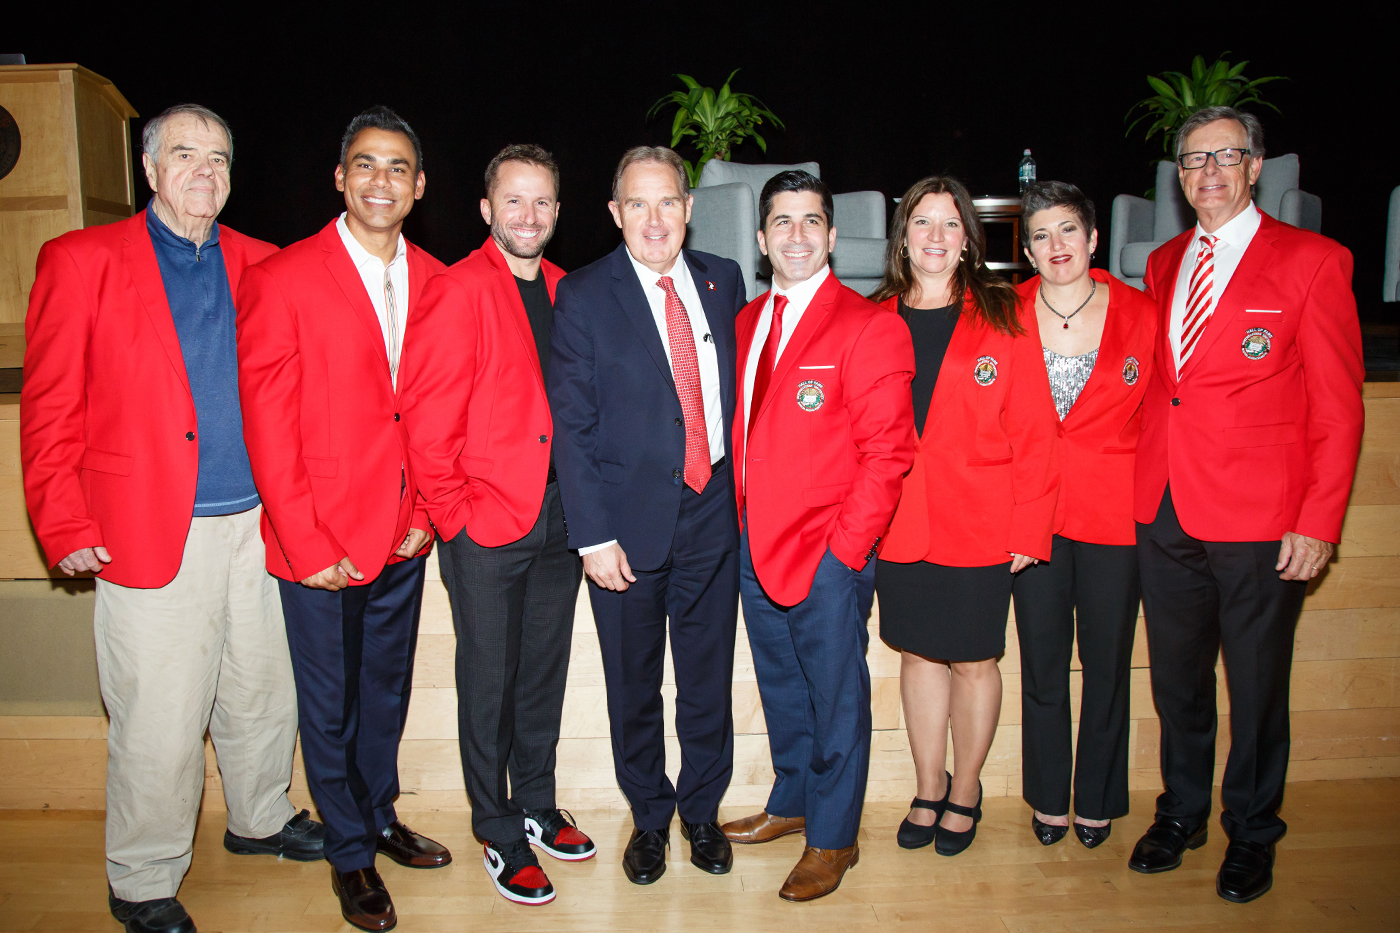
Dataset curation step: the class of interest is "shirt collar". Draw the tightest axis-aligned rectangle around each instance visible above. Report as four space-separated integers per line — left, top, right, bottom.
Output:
1196 200 1260 249
336 212 407 272
146 198 220 252
773 263 830 305
627 248 693 294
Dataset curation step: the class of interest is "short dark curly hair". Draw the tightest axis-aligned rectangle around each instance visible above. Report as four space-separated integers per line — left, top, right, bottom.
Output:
339 106 423 174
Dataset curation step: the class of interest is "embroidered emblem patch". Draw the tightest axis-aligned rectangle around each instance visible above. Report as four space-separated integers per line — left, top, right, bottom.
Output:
796 380 825 411
973 356 998 386
1242 328 1273 360
1122 356 1140 386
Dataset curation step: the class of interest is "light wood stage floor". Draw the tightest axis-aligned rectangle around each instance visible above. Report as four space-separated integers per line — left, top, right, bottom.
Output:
2 778 1396 932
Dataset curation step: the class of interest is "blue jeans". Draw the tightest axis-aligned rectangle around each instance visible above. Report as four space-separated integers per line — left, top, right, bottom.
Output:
739 532 874 849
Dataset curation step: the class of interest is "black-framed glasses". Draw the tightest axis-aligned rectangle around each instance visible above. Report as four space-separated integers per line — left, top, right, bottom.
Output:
1177 148 1251 170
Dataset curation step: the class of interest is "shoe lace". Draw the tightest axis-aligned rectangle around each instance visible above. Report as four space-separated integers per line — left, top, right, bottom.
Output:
528 807 577 837
495 837 541 875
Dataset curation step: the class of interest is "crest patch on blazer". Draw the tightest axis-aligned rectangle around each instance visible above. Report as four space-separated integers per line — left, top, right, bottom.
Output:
1242 328 1273 360
1122 356 1141 386
795 380 825 411
973 356 998 386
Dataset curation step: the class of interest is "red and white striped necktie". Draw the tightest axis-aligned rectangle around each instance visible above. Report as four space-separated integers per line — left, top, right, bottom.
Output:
1179 234 1218 368
657 276 710 494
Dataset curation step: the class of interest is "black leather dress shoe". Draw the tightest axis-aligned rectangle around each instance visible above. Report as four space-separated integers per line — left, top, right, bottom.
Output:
1031 814 1069 846
1217 840 1275 903
1128 818 1208 873
224 809 326 861
1075 821 1112 849
108 888 196 933
376 820 452 868
679 819 733 874
622 827 669 885
332 866 396 932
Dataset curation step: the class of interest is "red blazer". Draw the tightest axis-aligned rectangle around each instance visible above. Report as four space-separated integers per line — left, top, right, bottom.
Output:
1135 211 1364 543
21 210 277 587
236 220 446 583
398 238 565 546
1018 269 1158 546
880 293 1059 567
734 272 915 606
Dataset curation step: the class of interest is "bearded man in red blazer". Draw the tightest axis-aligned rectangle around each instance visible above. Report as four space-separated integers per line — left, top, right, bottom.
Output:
719 171 916 901
398 145 593 908
1129 107 1364 904
237 107 450 933
22 105 316 933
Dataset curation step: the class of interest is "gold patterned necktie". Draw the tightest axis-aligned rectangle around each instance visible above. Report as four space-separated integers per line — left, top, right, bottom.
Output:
384 266 400 387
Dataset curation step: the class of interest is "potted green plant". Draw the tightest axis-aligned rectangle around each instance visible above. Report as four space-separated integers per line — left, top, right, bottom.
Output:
647 69 784 188
1125 54 1285 156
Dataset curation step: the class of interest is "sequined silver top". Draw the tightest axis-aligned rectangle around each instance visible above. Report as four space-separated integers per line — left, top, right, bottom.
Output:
1043 347 1098 420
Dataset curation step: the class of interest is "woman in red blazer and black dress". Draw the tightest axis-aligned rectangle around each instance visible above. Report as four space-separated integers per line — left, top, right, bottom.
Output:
874 176 1058 856
1010 181 1157 849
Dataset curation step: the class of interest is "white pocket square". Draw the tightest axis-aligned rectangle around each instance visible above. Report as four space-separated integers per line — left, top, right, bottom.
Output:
798 364 835 370
1245 308 1283 314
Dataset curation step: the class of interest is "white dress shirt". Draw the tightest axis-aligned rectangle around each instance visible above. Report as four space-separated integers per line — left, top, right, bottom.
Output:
336 213 410 383
1169 201 1260 373
742 263 831 436
578 250 725 556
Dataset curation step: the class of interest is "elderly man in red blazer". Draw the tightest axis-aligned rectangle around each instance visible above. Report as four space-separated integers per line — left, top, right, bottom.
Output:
236 107 450 933
719 171 916 901
22 104 316 933
398 145 594 908
1129 106 1364 903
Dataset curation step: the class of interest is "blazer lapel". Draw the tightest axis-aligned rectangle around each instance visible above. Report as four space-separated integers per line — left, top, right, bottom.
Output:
122 212 191 396
320 223 391 378
686 250 734 417
1153 234 1189 389
753 272 835 427
1061 270 1121 423
1177 213 1279 384
610 244 675 389
484 239 546 393
919 306 983 442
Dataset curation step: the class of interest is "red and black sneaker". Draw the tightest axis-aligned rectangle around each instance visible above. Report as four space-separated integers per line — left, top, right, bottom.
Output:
483 839 555 905
524 808 597 861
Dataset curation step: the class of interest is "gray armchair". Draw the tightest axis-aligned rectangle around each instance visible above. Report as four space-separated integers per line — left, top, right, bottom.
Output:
686 160 886 301
1109 154 1322 290
1386 186 1400 303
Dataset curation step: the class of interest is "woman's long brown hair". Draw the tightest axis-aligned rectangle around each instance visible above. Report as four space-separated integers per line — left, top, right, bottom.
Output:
870 175 1022 336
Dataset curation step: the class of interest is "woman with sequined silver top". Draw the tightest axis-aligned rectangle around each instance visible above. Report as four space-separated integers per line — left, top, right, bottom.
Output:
1011 181 1159 852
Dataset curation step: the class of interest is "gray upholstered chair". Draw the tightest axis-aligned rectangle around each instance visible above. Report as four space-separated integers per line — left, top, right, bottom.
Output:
1385 186 1400 303
686 160 886 300
1109 154 1322 290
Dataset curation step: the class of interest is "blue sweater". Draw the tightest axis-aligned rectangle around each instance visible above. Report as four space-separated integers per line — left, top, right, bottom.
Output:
147 205 260 516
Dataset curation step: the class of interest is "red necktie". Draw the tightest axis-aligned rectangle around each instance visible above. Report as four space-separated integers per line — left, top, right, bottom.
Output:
657 276 710 494
1179 234 1217 368
748 294 789 437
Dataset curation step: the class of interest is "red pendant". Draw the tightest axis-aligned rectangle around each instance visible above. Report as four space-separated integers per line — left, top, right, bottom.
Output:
1063 322 1069 329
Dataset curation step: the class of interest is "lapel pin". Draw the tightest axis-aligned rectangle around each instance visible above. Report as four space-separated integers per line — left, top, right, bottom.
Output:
706 281 716 291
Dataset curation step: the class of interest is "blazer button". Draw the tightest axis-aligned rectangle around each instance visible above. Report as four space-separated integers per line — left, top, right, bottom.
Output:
185 431 195 441
1171 398 1181 406
672 469 682 479
394 413 401 421
539 435 548 443
675 418 683 426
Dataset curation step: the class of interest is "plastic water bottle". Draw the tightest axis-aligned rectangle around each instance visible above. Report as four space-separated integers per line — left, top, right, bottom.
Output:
1018 149 1036 194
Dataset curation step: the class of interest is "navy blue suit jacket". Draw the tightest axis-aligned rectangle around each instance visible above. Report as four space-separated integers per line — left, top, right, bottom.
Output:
548 243 745 570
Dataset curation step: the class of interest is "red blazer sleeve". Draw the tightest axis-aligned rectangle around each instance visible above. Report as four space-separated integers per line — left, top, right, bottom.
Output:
20 240 102 565
827 310 917 570
1004 315 1059 561
1294 244 1365 542
236 263 348 579
397 272 479 542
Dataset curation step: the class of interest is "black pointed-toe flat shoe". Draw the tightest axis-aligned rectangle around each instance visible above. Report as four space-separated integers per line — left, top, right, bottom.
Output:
898 771 951 850
1074 821 1112 849
934 781 983 857
1032 814 1069 846
1217 840 1275 903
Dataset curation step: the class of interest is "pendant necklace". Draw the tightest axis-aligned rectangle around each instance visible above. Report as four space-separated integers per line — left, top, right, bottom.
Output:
1041 280 1096 329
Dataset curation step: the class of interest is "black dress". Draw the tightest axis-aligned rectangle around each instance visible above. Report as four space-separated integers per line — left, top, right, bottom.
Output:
876 298 1011 662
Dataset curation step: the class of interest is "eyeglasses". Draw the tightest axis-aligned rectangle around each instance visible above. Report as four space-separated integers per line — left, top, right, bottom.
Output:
1177 148 1251 170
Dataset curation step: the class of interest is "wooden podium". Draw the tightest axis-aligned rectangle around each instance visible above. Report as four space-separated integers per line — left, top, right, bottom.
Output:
0 64 136 578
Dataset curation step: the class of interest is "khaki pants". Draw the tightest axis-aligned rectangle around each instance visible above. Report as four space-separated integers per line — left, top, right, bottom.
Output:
95 507 298 901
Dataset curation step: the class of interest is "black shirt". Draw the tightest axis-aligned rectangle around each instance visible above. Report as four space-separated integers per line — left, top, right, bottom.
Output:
899 297 961 437
515 272 557 483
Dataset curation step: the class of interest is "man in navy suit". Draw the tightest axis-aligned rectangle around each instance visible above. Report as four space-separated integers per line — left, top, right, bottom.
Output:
549 146 745 886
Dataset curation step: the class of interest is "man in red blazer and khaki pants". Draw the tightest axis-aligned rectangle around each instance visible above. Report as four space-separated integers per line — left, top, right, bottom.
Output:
22 105 318 933
237 107 451 933
1129 106 1364 903
720 171 916 901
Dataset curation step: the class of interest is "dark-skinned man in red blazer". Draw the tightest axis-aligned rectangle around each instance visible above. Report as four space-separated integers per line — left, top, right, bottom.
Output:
237 107 451 933
1129 107 1364 904
719 171 916 901
398 145 594 908
23 104 318 933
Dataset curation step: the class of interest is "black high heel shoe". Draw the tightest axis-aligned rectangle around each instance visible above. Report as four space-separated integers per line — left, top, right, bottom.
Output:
1074 820 1112 849
1032 813 1069 846
897 771 951 850
934 781 983 857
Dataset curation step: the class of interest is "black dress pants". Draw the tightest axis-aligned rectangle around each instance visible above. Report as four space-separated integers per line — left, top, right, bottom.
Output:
438 482 583 844
1137 487 1306 845
1012 534 1139 820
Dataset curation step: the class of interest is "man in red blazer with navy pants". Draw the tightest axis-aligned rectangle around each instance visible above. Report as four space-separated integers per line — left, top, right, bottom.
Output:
720 171 916 901
237 107 451 933
22 104 319 933
398 145 593 907
1129 107 1364 903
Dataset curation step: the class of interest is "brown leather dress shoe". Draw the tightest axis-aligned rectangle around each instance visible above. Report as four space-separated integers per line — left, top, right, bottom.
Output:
778 845 859 902
332 866 396 932
720 811 806 844
376 820 452 868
